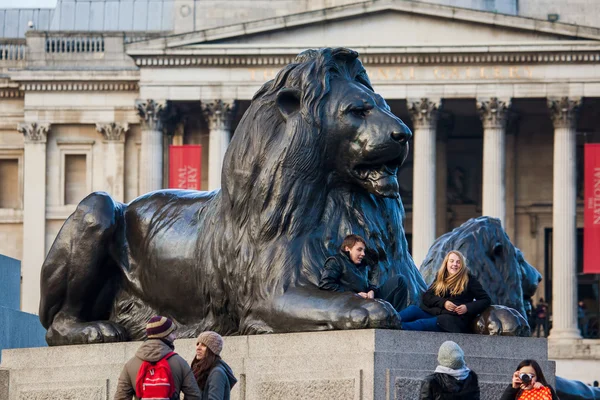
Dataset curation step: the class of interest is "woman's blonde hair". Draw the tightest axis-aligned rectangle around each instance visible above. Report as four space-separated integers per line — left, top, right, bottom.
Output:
431 250 469 297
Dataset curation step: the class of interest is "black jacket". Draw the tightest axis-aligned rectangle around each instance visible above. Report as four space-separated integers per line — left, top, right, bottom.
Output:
200 359 237 400
318 251 377 293
420 274 491 333
420 370 480 400
499 384 559 400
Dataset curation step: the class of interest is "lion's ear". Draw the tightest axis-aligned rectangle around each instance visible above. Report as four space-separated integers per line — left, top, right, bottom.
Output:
276 88 302 119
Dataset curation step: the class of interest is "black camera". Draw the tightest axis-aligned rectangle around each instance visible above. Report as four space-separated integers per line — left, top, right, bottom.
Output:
519 373 533 384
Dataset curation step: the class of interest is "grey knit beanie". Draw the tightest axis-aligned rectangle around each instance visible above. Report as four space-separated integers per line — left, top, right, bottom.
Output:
437 341 466 369
197 331 224 356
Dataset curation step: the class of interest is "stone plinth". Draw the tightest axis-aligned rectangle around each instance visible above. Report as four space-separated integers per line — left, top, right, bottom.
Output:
0 330 552 400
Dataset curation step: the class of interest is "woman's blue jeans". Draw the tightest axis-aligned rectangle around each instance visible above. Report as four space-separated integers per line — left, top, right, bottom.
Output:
399 305 441 332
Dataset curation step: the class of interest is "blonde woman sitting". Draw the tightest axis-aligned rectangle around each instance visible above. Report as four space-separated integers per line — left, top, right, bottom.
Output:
399 250 491 333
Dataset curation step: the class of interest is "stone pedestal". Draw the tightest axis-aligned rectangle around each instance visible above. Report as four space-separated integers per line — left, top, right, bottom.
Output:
0 330 553 400
409 98 439 267
17 122 50 314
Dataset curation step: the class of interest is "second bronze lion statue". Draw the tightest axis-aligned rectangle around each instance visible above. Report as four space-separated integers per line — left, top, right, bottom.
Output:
40 48 423 345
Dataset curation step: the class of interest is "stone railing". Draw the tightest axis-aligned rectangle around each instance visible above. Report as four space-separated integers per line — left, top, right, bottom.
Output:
45 35 104 53
25 31 138 68
0 39 26 68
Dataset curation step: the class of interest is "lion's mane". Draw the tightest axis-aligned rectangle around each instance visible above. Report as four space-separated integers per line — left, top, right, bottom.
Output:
420 216 541 320
190 48 424 334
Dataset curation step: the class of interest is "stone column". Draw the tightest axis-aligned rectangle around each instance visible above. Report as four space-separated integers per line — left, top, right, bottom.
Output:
136 100 167 194
548 97 581 340
409 98 439 268
96 122 129 202
17 122 50 314
201 100 236 191
477 97 509 226
436 115 453 238
505 113 520 240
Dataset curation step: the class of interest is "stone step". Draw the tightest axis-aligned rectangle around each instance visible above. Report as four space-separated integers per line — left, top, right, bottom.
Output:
390 368 509 382
373 330 548 359
376 352 554 377
394 378 509 400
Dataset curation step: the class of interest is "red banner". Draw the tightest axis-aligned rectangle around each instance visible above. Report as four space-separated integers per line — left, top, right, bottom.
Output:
584 144 600 274
169 145 202 190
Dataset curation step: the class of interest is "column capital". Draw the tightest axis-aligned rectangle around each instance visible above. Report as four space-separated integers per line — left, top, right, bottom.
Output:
408 98 438 129
136 99 167 131
201 99 236 131
548 97 581 130
96 122 129 142
477 97 510 129
18 122 50 143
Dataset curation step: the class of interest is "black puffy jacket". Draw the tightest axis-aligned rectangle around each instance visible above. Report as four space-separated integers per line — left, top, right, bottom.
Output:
420 371 480 400
318 251 377 293
420 274 491 333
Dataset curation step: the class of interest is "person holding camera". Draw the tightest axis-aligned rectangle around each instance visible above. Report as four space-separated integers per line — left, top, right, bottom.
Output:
500 359 558 400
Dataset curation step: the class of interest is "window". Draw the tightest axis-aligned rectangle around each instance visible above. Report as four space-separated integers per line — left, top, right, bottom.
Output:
0 159 19 208
0 149 23 210
64 154 88 205
57 139 93 206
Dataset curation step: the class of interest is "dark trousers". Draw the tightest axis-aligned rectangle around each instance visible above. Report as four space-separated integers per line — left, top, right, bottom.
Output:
376 275 408 312
399 305 441 332
535 317 548 337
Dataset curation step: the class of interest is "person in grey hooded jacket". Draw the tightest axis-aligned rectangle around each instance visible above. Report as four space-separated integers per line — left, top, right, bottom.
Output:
191 331 237 400
114 316 201 400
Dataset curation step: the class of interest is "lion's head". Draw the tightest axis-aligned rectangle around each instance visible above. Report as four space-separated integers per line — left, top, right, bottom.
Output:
420 217 541 320
221 48 412 241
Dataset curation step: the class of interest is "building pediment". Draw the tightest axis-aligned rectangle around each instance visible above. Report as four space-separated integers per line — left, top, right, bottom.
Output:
126 0 600 53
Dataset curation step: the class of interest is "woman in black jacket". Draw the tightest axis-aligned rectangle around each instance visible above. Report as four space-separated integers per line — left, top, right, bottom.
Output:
500 359 558 400
399 250 491 333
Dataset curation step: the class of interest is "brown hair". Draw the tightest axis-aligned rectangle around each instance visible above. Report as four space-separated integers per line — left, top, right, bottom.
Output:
431 250 469 297
341 234 366 252
191 346 220 390
515 359 550 387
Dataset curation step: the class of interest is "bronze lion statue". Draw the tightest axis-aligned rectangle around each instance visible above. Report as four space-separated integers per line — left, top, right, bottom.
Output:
40 48 425 345
420 217 541 335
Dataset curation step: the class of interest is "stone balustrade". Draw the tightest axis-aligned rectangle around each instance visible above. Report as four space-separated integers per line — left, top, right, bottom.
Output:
0 39 26 70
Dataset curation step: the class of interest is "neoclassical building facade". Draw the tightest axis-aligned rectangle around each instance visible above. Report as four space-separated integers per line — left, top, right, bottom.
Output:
1 0 599 380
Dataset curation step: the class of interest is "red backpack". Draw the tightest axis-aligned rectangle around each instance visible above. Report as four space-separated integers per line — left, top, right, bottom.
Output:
135 351 177 400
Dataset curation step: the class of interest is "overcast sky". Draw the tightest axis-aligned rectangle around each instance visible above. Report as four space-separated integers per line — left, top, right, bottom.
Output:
0 0 57 7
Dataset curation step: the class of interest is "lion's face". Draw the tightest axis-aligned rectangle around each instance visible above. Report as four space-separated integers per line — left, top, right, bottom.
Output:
322 78 412 198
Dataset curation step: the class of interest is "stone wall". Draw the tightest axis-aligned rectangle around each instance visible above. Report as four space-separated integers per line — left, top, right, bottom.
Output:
0 330 552 400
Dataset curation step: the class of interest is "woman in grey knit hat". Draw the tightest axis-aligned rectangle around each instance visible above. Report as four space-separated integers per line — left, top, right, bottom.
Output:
419 341 480 400
190 331 237 400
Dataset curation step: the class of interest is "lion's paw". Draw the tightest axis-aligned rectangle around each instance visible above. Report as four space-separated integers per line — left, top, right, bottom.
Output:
344 299 401 330
46 319 129 346
472 305 530 337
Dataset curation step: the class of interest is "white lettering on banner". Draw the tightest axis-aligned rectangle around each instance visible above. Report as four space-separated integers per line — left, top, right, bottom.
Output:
593 167 600 225
178 166 199 189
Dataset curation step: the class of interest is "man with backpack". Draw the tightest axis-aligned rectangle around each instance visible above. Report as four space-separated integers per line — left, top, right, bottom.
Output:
114 316 201 400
